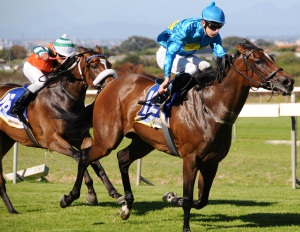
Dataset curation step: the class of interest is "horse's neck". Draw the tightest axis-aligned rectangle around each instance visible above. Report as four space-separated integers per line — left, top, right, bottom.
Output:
39 76 86 112
196 68 251 124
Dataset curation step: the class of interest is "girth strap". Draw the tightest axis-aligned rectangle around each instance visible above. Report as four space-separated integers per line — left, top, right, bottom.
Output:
160 114 181 157
22 120 42 148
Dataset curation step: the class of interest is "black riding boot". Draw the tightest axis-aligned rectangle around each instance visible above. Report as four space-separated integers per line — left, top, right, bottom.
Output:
10 89 36 118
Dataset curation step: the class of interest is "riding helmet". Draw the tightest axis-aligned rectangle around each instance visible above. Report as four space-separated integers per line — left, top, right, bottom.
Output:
201 1 225 24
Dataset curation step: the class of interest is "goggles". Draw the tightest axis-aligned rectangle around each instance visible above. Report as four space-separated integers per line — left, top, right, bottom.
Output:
58 54 67 59
205 21 223 31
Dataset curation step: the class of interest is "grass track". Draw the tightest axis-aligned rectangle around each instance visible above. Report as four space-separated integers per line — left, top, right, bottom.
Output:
0 116 300 231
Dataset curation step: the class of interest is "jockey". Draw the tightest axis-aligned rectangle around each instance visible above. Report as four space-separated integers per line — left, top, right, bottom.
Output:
156 1 226 94
10 34 75 118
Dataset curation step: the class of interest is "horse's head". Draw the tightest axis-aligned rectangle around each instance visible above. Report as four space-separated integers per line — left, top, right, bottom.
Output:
75 46 118 89
229 39 294 95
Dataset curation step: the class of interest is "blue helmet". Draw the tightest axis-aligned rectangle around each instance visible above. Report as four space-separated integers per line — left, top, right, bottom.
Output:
201 2 225 24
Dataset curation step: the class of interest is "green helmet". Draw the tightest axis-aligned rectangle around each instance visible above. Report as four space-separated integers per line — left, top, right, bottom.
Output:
53 34 75 57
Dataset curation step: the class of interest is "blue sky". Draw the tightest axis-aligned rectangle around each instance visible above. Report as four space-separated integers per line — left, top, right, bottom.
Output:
1 0 300 40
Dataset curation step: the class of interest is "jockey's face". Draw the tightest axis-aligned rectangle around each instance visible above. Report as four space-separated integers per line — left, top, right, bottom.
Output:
56 53 67 63
201 20 222 38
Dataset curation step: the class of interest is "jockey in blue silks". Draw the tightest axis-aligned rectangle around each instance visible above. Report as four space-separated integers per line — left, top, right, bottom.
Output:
156 1 226 94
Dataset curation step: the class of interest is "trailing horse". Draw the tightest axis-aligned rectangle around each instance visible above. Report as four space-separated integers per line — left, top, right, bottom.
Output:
60 40 294 232
0 46 121 214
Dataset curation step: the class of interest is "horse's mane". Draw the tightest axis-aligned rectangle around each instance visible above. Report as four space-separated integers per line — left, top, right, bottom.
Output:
194 39 261 89
42 55 81 88
193 56 227 89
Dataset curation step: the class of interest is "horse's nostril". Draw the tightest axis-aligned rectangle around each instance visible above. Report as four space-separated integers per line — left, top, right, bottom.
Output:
282 77 294 87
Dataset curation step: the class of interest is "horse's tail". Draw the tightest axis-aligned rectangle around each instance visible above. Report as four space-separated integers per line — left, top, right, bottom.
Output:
52 102 94 137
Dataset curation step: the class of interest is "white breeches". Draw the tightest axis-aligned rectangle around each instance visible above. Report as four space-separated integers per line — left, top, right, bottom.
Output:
156 46 210 75
23 61 48 93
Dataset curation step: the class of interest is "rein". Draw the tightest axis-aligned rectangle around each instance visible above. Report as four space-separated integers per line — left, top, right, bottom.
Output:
59 57 85 101
228 49 283 91
201 48 284 125
59 51 98 101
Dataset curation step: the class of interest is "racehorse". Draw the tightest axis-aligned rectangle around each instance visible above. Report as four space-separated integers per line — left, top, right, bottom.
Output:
60 40 294 232
0 46 121 214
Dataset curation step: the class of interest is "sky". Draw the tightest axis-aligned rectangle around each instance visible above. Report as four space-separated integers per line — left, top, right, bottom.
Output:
1 0 300 41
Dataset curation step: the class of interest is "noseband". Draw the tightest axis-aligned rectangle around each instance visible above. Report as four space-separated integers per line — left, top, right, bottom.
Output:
229 48 283 90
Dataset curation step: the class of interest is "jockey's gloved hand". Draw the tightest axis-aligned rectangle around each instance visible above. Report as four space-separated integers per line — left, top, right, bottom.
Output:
213 43 226 58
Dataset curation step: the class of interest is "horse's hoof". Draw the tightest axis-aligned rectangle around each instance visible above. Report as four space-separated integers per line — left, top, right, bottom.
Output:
59 195 69 208
162 192 177 203
9 209 19 214
117 195 126 204
86 193 98 206
119 204 131 220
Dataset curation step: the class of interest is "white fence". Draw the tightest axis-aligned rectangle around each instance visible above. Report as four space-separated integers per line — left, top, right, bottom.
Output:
238 103 300 189
10 88 300 189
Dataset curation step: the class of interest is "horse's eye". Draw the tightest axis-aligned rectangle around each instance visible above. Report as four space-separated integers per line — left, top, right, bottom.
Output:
254 59 262 65
91 64 97 69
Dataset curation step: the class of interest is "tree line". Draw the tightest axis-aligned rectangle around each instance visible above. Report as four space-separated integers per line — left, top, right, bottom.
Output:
1 35 300 79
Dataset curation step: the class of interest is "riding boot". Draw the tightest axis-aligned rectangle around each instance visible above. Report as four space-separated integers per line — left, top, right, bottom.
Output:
10 89 36 118
150 93 168 106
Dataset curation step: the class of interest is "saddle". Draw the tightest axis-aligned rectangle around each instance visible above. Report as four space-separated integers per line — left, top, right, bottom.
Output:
138 72 195 110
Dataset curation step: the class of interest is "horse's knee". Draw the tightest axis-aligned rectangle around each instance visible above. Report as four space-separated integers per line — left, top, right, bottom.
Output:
117 150 131 173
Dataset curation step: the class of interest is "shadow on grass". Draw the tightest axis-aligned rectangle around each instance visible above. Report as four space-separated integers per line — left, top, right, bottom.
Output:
191 212 300 228
71 199 300 228
73 198 275 216
209 199 274 207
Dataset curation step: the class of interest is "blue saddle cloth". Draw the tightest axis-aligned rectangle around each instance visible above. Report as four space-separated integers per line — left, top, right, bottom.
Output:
134 83 178 128
0 87 29 128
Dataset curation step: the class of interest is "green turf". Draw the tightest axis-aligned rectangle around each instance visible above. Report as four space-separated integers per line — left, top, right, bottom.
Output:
0 117 300 231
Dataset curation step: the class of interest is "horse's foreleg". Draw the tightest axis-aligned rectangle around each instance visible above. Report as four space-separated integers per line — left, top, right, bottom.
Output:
117 148 134 220
0 166 18 214
49 133 98 205
116 138 153 220
181 157 198 232
90 161 122 199
192 164 218 209
60 149 90 208
72 150 98 205
0 133 17 213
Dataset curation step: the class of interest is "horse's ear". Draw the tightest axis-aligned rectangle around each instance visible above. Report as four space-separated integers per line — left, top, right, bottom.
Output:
235 39 255 55
106 60 112 69
95 45 103 54
236 44 246 55
76 46 86 56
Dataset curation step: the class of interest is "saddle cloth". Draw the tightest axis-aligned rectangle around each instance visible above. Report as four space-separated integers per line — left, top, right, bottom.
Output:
134 84 162 128
0 87 28 129
134 83 173 128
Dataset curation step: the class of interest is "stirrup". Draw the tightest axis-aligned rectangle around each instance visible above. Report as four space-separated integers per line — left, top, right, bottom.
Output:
10 106 24 118
137 93 168 106
150 93 167 106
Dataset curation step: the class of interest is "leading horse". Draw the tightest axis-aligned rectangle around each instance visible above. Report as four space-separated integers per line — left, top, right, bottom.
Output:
60 40 294 232
0 46 121 214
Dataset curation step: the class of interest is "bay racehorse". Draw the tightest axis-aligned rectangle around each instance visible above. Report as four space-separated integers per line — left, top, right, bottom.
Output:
60 40 294 231
0 46 121 214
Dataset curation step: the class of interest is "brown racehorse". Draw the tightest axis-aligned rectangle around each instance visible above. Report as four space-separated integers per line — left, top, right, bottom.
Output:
0 46 121 214
60 40 294 232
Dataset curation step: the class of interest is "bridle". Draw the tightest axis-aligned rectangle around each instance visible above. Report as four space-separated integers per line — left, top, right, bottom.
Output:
228 48 283 91
201 48 284 125
60 51 111 101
